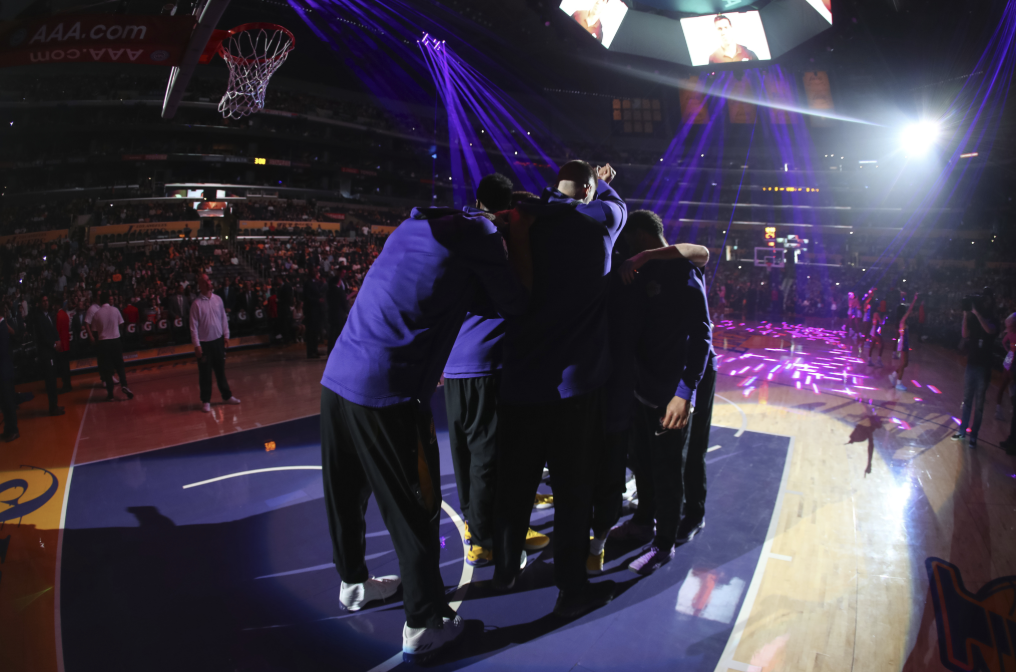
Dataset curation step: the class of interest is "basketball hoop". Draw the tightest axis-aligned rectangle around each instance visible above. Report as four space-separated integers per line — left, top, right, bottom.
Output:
217 23 295 120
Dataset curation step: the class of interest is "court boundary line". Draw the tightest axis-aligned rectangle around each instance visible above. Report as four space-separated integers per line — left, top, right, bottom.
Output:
363 501 473 672
713 435 795 672
73 411 319 466
54 385 93 672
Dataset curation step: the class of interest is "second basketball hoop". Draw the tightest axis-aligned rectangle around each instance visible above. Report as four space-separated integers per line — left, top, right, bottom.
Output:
217 23 295 120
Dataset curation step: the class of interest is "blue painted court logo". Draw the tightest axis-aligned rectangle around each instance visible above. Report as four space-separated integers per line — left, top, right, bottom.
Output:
926 557 1016 672
0 465 59 523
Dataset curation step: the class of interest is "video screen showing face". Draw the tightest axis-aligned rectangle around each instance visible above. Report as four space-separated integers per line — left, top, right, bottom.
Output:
680 11 771 66
804 0 832 24
559 0 629 49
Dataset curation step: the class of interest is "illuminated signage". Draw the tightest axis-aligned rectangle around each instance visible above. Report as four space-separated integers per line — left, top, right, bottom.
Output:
254 157 266 165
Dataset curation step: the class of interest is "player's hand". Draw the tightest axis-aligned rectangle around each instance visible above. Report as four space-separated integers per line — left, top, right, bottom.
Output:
597 163 617 185
661 396 691 431
620 252 647 285
224 338 229 349
194 345 202 358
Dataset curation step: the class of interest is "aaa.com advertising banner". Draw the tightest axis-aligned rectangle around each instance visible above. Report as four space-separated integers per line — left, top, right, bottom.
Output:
0 14 196 67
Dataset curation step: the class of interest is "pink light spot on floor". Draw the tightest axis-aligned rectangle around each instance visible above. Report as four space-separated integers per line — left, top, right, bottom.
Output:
743 386 755 397
928 385 942 394
951 416 961 425
910 380 922 388
796 381 802 390
914 397 923 402
812 383 821 395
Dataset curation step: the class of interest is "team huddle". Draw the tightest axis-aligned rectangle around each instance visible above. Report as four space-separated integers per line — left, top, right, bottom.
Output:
318 161 717 664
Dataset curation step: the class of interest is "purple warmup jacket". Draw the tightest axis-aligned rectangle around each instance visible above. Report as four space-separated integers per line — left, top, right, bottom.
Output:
500 180 627 404
443 207 506 380
322 207 527 408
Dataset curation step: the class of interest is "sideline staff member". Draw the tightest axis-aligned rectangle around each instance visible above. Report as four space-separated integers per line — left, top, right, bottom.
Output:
87 292 134 402
320 180 528 664
190 273 241 413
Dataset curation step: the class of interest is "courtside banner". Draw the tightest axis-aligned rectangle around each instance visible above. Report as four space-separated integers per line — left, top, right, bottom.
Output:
0 15 196 67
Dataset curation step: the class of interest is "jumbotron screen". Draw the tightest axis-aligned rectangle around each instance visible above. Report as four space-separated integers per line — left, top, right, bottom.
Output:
558 0 830 67
680 12 772 66
558 0 630 49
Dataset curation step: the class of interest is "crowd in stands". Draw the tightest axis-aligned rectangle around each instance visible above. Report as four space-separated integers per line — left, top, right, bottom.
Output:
0 223 390 378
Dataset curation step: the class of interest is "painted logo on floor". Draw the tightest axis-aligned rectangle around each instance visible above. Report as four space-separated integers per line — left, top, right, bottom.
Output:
926 557 1016 672
0 465 58 523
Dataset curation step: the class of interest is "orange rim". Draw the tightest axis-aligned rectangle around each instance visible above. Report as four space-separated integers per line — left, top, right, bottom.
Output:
218 22 295 66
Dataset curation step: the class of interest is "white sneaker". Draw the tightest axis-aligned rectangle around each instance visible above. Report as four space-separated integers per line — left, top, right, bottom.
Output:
201 403 212 413
225 397 241 405
888 372 897 386
402 615 465 664
339 575 401 611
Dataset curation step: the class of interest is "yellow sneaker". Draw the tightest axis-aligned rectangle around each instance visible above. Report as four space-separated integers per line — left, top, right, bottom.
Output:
534 494 554 509
524 527 550 551
587 549 605 575
463 521 472 546
466 545 493 567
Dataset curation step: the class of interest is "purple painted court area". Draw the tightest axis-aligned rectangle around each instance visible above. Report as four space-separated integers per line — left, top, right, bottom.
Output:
60 393 790 672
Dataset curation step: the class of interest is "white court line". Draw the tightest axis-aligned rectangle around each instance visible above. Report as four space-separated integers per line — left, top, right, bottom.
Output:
707 445 722 452
182 466 322 489
55 385 93 672
713 436 795 672
715 394 748 437
76 412 319 466
364 501 472 672
768 553 793 562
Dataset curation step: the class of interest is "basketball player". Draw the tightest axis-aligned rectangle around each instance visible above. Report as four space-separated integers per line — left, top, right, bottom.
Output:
443 174 549 569
320 183 528 664
617 210 716 576
588 215 709 573
493 160 625 619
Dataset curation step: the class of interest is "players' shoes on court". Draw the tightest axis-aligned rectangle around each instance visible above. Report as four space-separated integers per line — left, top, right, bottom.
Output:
402 614 465 664
628 545 675 576
492 551 528 592
609 518 655 544
553 580 615 619
466 546 492 567
201 403 212 413
676 518 705 544
340 575 401 611
524 527 550 551
888 372 898 386
463 521 472 545
225 396 241 404
121 386 134 400
587 548 605 576
951 431 966 441
534 494 554 509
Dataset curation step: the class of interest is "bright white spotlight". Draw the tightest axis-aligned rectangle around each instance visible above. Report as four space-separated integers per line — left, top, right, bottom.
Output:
900 120 940 156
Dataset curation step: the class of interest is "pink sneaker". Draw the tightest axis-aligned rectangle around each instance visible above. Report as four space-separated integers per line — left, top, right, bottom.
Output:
628 545 675 576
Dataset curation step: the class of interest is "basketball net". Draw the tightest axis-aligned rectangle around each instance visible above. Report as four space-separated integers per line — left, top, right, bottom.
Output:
218 23 295 120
